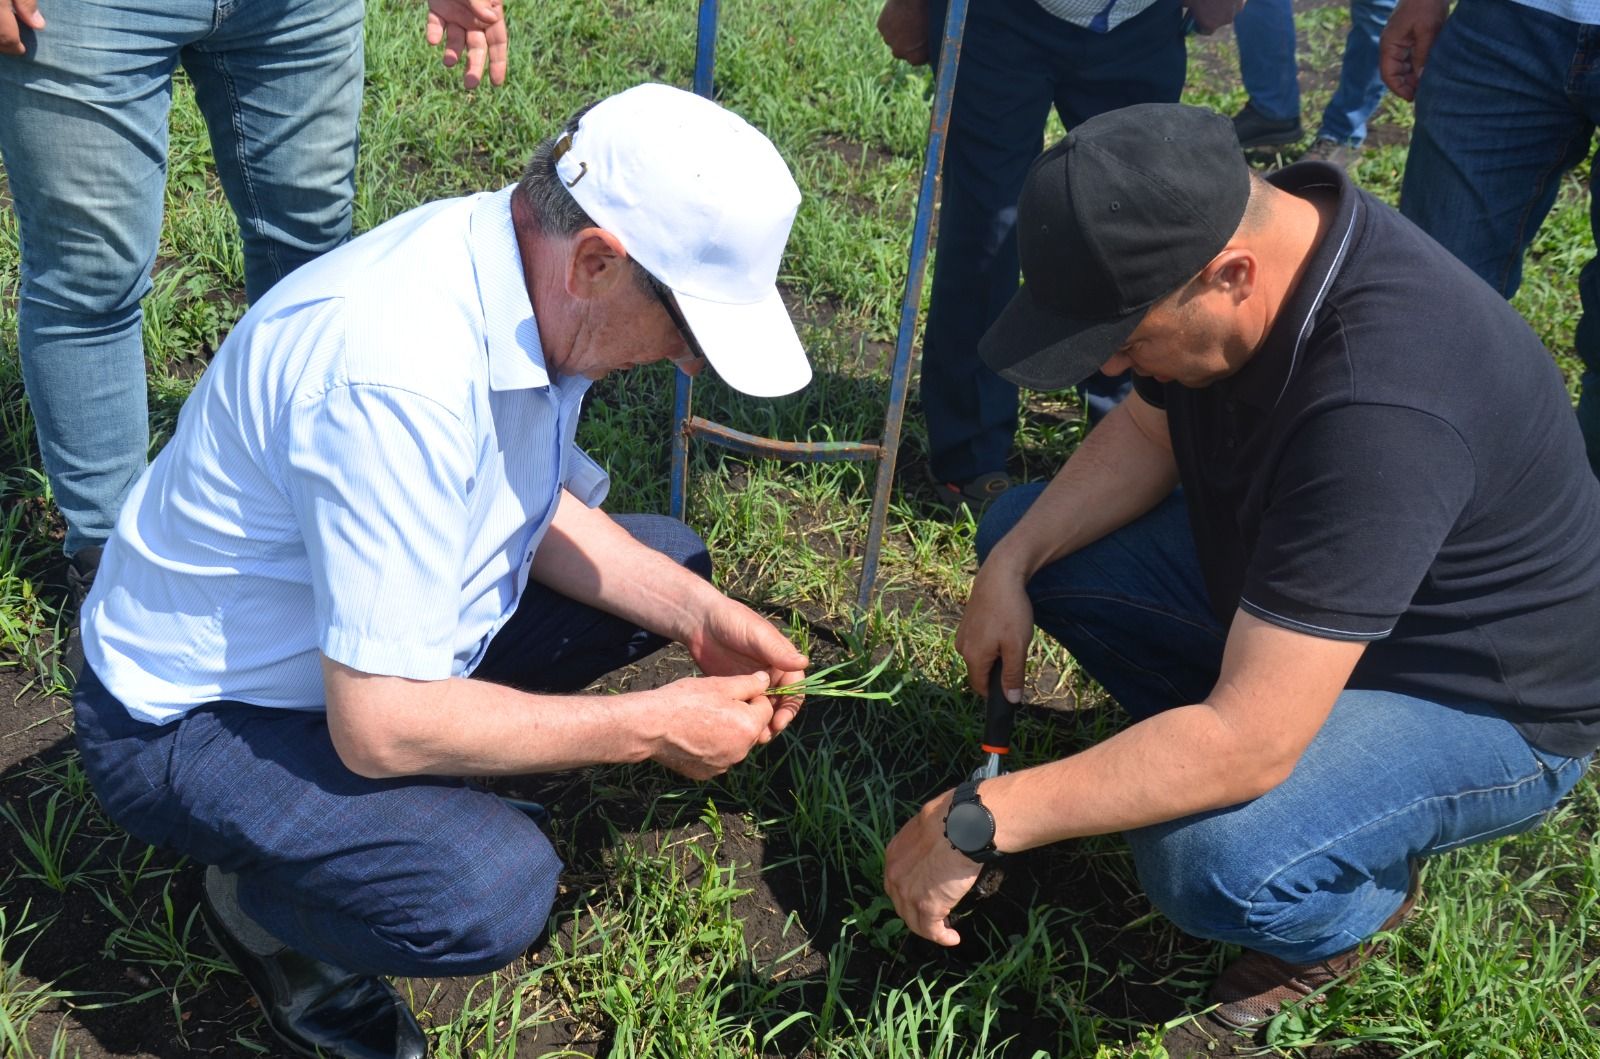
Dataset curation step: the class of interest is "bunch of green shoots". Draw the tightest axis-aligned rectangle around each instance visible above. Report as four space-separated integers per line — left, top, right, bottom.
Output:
769 653 899 701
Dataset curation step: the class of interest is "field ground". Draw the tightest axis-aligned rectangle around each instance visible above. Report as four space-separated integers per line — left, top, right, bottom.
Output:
2 1 1597 1057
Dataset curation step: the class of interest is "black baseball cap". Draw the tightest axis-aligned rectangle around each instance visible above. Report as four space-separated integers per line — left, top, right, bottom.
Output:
978 103 1252 390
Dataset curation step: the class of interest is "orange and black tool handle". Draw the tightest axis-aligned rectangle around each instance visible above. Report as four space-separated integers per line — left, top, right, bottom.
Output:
982 665 1015 758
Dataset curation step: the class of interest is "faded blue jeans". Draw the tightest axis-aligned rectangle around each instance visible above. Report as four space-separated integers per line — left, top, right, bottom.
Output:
0 0 363 557
1399 0 1600 478
1234 0 1397 145
978 487 1592 962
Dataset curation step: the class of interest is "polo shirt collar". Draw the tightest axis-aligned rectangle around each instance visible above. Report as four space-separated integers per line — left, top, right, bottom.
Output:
470 186 552 392
1225 160 1362 410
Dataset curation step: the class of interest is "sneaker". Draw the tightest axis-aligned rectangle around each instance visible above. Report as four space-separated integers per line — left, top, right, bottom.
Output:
1208 864 1421 1029
1302 136 1363 171
928 469 1011 514
1232 101 1305 149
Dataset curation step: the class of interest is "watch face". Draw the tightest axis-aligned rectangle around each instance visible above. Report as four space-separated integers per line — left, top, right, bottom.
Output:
945 800 996 853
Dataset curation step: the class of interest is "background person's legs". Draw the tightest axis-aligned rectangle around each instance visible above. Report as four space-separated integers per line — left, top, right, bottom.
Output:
1231 0 1303 143
183 0 364 303
1400 0 1600 474
919 0 1062 489
1315 0 1396 146
0 2 215 557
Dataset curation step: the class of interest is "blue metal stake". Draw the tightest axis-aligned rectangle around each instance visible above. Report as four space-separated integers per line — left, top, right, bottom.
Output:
668 0 969 612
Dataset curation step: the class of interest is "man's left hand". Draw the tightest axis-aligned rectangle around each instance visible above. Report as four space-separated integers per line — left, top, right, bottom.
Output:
687 601 809 739
425 0 508 89
883 789 983 946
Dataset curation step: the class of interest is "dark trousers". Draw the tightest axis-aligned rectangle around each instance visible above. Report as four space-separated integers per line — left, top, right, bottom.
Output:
919 0 1186 482
73 514 709 977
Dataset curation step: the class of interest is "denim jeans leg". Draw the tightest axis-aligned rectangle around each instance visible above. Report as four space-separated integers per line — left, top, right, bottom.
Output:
183 0 364 303
1233 0 1301 122
1127 691 1591 963
472 514 712 692
976 487 1227 718
73 662 562 978
919 0 1057 484
1316 0 1395 145
1401 0 1599 471
0 2 216 555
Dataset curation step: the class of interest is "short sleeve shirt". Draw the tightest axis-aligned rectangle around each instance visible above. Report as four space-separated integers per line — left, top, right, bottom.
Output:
1135 163 1600 756
83 188 610 724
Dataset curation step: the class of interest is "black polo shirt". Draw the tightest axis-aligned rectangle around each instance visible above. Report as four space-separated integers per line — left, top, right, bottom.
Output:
1134 162 1600 757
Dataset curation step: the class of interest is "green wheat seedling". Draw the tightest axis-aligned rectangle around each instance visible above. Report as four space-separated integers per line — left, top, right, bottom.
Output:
0 902 79 1059
769 652 899 701
0 788 102 893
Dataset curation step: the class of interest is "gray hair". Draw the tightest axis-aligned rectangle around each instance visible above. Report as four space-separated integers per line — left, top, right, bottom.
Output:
512 101 658 296
513 103 599 238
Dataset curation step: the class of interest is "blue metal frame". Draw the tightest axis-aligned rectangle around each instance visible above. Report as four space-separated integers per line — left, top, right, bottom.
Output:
669 0 969 611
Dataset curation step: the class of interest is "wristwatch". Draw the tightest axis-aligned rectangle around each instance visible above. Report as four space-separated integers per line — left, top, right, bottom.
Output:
943 779 1002 863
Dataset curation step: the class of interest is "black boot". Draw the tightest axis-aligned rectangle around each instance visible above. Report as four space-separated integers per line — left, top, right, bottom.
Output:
62 545 103 684
1231 100 1304 149
200 867 428 1059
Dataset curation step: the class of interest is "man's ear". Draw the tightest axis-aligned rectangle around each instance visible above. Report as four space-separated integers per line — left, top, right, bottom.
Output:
1200 248 1257 305
566 227 631 299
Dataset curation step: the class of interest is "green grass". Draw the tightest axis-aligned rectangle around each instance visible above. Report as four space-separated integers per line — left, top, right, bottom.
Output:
1 1 1598 1057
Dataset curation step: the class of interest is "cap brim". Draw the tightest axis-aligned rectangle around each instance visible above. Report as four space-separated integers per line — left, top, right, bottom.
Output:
978 283 1148 391
674 286 812 398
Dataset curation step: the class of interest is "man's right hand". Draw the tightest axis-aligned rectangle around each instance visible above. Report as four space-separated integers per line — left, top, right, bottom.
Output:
955 560 1034 703
648 673 777 781
877 0 930 66
1379 0 1451 102
1 0 44 55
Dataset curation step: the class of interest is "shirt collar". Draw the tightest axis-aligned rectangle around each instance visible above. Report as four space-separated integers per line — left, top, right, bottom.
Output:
469 186 551 392
1223 160 1361 410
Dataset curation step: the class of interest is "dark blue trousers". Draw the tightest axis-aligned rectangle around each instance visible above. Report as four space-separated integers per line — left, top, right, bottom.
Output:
73 514 709 977
919 0 1187 483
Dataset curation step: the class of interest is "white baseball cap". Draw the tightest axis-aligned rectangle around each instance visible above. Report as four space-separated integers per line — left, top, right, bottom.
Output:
553 83 812 398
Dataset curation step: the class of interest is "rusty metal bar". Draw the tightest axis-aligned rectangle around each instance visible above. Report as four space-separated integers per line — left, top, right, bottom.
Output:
684 417 883 462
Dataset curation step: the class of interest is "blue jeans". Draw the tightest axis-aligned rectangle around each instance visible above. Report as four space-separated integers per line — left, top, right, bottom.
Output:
978 487 1592 962
73 515 707 977
919 0 1184 483
1399 0 1600 478
0 0 363 557
1233 0 1395 144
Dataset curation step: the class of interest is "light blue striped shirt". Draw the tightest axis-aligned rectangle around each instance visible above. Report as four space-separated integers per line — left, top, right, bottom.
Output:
1034 0 1162 31
83 187 608 724
1511 0 1600 23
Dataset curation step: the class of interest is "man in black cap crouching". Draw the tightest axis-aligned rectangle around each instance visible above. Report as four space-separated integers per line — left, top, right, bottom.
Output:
882 102 1600 1047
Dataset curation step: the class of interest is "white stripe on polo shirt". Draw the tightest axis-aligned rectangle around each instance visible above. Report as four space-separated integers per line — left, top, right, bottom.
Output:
83 187 608 724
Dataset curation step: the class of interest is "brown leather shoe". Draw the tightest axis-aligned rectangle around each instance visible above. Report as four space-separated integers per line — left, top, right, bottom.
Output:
1209 865 1421 1029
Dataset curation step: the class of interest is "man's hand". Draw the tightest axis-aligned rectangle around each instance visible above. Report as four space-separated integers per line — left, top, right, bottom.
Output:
1 0 44 55
648 673 779 780
686 600 809 739
1184 0 1247 35
1379 0 1450 101
876 0 930 66
955 559 1034 702
425 0 507 90
883 789 983 946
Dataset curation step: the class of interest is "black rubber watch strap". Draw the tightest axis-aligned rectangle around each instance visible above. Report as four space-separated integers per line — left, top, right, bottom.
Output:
943 779 1002 863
